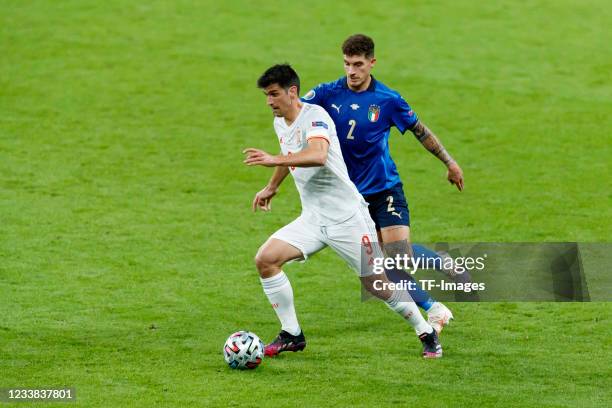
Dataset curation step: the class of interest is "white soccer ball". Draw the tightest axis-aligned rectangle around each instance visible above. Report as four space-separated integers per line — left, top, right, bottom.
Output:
223 331 265 369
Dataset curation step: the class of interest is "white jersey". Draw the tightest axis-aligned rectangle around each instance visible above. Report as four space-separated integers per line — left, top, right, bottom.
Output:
273 103 366 226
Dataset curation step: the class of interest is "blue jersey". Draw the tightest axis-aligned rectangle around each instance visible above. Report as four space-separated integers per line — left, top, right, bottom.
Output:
301 76 419 196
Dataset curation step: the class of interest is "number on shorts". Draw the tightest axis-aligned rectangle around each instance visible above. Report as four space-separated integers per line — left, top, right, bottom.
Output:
361 234 373 255
386 196 396 213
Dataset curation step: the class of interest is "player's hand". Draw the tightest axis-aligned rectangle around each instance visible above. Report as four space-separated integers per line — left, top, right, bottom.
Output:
251 185 277 212
447 162 464 191
243 148 279 167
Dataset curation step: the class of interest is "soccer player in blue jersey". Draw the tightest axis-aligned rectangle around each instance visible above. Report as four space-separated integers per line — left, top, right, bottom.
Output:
302 34 464 332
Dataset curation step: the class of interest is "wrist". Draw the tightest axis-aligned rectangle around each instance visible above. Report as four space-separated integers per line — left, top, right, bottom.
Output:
273 154 285 166
267 180 280 191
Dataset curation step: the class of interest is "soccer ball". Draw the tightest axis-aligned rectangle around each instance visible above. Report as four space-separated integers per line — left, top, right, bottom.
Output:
223 331 265 369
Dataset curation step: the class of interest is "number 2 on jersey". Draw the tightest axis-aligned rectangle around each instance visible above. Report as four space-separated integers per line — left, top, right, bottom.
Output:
346 119 356 140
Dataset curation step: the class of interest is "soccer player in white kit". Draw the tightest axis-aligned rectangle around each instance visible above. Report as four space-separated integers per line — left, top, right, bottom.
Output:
244 64 442 358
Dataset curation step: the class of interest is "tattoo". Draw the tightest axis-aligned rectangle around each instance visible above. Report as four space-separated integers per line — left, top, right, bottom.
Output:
411 121 454 165
383 240 414 260
411 121 430 142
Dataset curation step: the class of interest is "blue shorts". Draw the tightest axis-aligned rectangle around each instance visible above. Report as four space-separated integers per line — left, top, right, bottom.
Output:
363 183 410 229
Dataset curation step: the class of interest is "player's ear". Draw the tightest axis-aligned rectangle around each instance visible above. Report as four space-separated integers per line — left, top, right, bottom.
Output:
288 85 299 98
370 58 377 68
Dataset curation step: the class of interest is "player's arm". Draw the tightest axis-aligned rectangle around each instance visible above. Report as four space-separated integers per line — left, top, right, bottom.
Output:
276 139 329 167
266 164 290 189
243 139 329 168
250 165 290 212
411 121 464 191
243 139 329 211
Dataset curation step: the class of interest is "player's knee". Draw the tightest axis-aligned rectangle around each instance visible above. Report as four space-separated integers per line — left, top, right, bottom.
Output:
254 248 279 275
253 252 268 272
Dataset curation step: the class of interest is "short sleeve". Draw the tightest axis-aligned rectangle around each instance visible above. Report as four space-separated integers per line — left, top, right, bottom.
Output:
391 95 419 134
301 83 328 106
304 110 331 142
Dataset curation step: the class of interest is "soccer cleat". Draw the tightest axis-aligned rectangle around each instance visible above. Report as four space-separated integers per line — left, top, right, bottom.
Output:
427 302 454 334
419 330 443 359
264 330 306 357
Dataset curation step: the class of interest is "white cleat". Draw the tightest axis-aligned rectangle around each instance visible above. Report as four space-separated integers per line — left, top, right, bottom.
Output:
427 302 454 334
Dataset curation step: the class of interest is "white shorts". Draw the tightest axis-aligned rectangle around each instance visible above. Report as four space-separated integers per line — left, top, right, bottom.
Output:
270 204 382 276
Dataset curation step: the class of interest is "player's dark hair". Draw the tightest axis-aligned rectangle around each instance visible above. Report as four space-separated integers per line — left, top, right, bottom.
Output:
342 34 375 58
257 64 300 93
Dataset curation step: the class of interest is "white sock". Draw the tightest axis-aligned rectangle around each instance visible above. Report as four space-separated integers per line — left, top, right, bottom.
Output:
260 271 301 336
385 290 433 335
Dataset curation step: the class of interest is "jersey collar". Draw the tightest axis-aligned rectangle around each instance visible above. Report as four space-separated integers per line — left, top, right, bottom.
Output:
342 75 377 92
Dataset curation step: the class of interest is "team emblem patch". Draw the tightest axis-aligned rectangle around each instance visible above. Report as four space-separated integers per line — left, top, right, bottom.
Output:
368 105 381 122
311 121 328 129
303 89 316 100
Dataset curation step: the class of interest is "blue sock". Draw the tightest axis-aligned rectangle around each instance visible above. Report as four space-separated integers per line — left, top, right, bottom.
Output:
385 268 435 311
412 244 443 270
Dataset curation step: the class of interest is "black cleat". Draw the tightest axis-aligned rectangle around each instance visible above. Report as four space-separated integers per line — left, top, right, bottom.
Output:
264 330 306 357
419 330 443 358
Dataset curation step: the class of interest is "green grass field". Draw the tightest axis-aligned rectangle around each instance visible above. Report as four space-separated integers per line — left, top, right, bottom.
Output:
1 1 611 406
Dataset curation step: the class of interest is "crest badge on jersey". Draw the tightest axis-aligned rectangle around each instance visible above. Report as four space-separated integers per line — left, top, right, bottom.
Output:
368 105 381 122
303 89 316 100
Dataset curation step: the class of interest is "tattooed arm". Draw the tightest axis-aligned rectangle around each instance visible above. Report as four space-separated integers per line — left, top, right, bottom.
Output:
411 121 464 191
